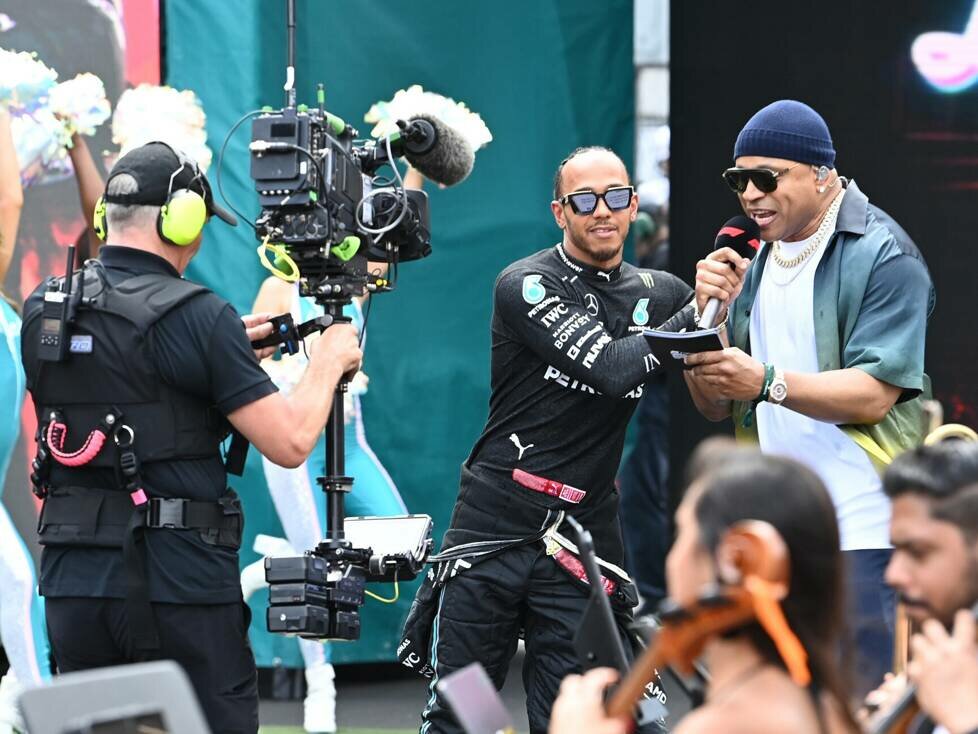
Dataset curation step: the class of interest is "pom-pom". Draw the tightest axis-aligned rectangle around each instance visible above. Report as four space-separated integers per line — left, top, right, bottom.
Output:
0 48 111 186
49 73 111 137
111 84 212 171
0 48 58 114
10 110 71 188
365 85 492 152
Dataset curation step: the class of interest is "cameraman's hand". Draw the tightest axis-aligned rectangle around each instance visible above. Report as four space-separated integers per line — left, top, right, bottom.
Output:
242 312 277 360
310 323 362 379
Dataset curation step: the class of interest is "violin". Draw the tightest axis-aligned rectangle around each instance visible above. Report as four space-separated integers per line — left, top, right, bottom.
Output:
606 519 811 719
864 692 919 734
866 601 978 734
865 420 978 734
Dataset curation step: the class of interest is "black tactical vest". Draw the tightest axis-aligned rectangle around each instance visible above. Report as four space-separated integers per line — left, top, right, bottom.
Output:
23 262 228 471
22 262 245 554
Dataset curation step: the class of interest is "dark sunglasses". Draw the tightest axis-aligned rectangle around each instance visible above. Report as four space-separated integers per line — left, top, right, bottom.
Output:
559 186 634 215
722 163 801 194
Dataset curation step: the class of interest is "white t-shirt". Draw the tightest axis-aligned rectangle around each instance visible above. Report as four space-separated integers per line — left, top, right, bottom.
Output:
749 191 891 550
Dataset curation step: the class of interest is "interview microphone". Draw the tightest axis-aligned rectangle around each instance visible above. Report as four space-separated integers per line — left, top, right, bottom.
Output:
395 115 475 187
698 215 761 329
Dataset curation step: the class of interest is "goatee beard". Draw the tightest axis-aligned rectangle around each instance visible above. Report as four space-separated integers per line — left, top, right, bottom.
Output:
571 236 621 263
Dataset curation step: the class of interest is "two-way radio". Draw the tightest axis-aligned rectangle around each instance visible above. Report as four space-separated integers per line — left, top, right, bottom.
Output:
38 245 83 362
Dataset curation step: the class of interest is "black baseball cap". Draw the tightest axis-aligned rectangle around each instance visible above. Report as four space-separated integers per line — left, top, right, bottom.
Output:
103 141 237 226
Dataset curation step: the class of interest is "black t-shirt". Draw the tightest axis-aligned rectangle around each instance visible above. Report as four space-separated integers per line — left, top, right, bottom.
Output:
444 244 693 563
22 246 277 604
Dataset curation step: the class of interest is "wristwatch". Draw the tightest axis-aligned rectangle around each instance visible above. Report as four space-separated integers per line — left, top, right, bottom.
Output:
767 369 788 405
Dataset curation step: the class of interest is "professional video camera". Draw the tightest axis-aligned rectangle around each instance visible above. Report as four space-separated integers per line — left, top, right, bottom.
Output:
249 106 460 303
242 0 478 641
246 6 472 305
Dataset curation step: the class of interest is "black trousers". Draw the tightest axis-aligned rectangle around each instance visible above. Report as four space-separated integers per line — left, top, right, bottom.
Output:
45 597 259 734
418 542 643 734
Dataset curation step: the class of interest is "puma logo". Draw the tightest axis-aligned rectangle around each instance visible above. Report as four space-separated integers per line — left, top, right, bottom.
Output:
509 433 534 460
597 270 612 281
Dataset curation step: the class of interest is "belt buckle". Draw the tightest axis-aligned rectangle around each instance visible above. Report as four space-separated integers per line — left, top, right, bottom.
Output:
149 498 186 529
543 526 561 556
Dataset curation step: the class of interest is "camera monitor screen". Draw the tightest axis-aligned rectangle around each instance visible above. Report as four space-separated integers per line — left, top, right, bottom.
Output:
343 514 432 560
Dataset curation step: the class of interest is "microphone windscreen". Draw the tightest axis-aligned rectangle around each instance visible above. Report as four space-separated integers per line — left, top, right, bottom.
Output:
714 215 761 261
404 114 475 187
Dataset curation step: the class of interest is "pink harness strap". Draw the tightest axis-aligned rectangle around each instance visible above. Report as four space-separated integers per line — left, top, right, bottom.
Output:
46 420 108 467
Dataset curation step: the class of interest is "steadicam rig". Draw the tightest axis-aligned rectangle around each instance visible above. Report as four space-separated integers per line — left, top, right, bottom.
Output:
241 0 442 642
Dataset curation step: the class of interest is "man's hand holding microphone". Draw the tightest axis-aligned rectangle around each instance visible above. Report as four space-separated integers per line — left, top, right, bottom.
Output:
693 216 756 331
684 217 769 408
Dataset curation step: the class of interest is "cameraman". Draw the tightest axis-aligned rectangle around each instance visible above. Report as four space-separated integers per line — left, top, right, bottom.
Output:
20 142 361 734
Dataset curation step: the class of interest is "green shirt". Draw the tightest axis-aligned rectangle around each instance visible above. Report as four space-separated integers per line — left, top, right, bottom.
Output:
728 181 934 470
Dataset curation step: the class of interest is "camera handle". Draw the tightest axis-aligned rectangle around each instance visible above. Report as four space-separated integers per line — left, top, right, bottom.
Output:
251 312 334 355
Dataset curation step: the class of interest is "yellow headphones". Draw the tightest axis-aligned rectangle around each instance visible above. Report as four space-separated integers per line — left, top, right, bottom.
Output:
93 143 208 247
93 196 108 241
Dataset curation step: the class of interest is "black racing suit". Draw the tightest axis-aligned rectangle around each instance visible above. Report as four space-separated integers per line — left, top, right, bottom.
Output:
418 244 693 734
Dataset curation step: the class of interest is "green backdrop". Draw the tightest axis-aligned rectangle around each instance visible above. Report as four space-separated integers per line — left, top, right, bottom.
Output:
165 0 634 665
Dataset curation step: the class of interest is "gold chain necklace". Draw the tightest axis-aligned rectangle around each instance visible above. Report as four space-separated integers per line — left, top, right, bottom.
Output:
771 191 844 269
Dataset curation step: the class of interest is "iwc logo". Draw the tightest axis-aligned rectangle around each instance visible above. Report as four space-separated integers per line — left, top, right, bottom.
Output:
632 298 650 326
522 274 546 304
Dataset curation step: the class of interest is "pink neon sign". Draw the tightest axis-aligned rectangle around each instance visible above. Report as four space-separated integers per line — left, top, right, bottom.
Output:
913 3 978 92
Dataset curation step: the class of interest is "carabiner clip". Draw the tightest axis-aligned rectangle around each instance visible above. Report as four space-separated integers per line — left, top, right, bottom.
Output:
113 424 135 448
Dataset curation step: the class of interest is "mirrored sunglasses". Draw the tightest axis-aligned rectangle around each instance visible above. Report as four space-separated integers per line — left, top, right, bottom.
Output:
560 186 634 215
